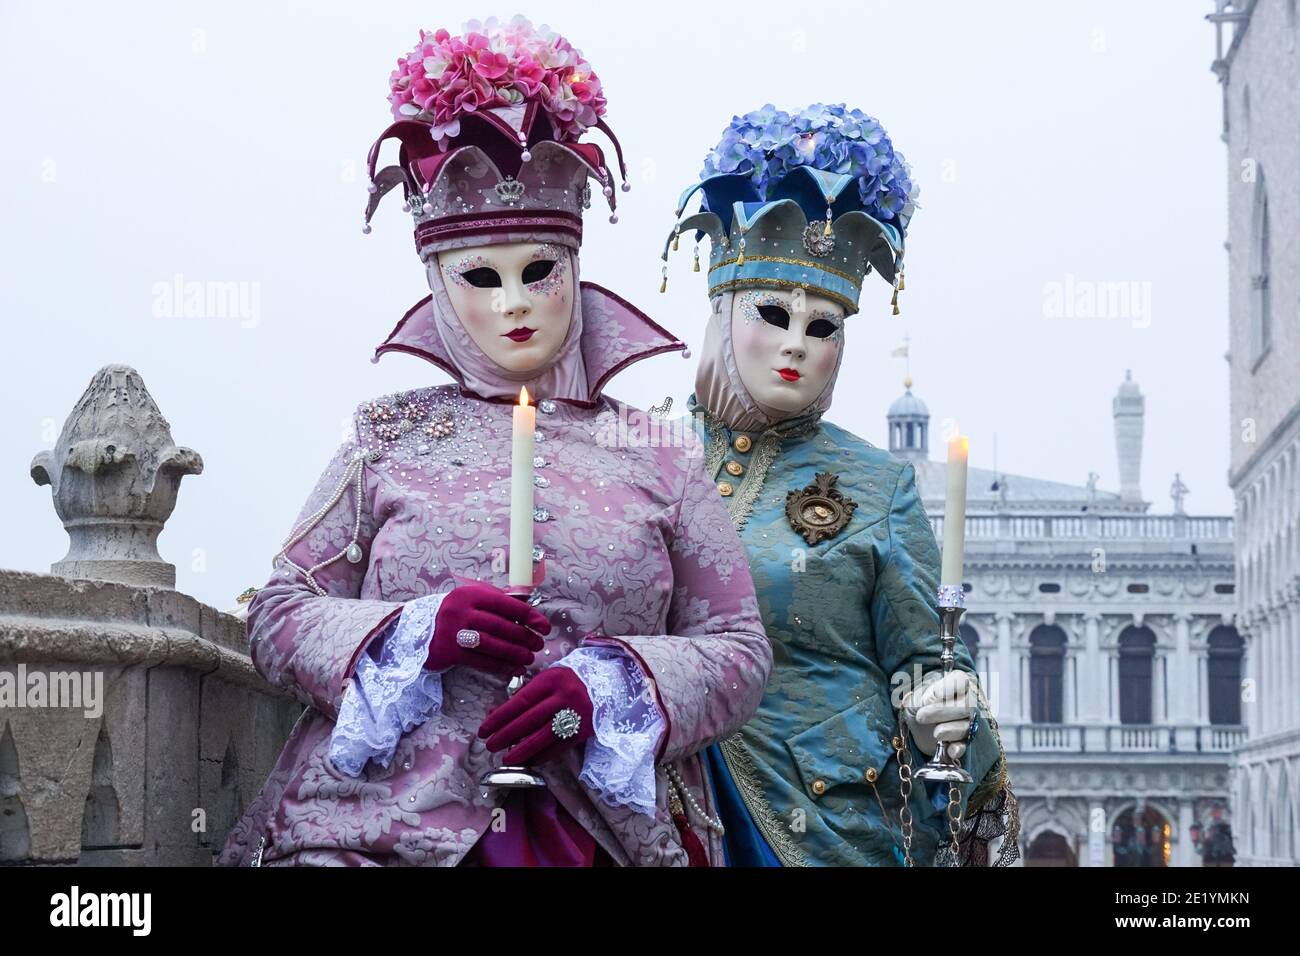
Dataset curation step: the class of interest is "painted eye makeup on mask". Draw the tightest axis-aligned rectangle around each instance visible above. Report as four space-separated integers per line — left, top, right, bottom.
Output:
739 291 791 327
805 312 843 341
442 255 500 289
522 244 568 296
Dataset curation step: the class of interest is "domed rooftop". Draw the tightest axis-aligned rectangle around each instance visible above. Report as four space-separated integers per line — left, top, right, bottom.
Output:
888 378 929 419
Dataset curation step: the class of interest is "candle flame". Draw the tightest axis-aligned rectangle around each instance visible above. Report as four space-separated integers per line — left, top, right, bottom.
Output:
518 386 530 407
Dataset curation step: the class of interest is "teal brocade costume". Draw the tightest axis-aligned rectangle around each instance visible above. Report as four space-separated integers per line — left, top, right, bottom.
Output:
690 401 1004 866
669 104 1014 866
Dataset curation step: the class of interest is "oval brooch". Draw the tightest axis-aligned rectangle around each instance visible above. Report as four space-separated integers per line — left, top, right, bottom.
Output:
786 471 856 545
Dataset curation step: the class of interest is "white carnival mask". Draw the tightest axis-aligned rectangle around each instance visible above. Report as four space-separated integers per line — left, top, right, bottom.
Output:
729 288 845 415
435 241 575 373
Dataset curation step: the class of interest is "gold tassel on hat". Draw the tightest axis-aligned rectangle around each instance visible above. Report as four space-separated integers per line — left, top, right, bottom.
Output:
660 262 668 294
672 227 680 252
891 288 900 316
693 244 700 272
897 271 905 292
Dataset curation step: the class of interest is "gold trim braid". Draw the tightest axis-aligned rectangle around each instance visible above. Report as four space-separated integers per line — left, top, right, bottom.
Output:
726 431 782 532
719 733 809 867
710 254 862 285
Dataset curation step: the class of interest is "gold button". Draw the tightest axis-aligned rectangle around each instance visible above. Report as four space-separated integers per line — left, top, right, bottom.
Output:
717 481 734 496
811 779 827 796
864 768 878 784
733 435 752 453
891 736 903 750
725 460 744 477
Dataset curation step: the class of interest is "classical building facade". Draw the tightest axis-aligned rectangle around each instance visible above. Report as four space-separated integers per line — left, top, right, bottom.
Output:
1211 0 1300 866
890 374 1241 865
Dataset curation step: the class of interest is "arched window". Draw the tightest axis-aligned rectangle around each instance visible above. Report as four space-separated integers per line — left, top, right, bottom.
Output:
958 624 979 669
1112 806 1171 867
1118 626 1156 725
1250 172 1272 360
1029 625 1067 723
1025 831 1077 867
1207 625 1244 725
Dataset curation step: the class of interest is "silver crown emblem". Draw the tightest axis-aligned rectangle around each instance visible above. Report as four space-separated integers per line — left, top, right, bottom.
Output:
494 177 525 203
802 221 836 257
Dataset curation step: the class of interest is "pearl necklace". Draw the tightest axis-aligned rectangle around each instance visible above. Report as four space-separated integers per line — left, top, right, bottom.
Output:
276 450 368 596
665 763 725 834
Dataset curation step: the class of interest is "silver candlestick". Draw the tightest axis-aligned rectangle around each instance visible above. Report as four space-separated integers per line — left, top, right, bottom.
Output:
478 584 548 790
911 584 974 785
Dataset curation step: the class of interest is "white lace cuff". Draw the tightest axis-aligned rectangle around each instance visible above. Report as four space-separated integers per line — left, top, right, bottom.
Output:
553 645 665 817
328 592 447 777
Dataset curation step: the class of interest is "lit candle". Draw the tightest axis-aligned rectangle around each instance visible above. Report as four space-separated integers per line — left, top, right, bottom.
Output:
509 387 536 587
941 434 969 586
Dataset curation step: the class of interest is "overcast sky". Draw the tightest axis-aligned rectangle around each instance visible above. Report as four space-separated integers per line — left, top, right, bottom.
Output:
0 0 1233 609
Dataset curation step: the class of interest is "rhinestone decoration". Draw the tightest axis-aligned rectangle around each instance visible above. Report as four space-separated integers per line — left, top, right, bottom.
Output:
538 399 557 414
355 388 477 478
525 244 569 297
534 506 551 522
551 707 582 740
532 545 546 561
494 177 525 202
345 543 363 564
427 417 455 440
534 475 550 488
802 220 836 257
455 628 481 649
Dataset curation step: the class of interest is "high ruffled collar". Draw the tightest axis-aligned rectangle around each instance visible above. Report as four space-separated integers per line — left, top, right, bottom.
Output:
374 281 685 408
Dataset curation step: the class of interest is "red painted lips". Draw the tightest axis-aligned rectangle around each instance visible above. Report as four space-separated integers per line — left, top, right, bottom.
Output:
776 367 801 382
503 327 536 342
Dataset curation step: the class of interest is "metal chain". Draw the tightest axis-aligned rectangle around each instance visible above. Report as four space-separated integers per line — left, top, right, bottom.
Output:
947 782 963 861
894 714 914 867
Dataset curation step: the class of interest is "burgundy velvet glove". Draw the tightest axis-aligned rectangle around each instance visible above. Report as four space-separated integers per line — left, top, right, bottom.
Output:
425 582 550 677
478 666 594 765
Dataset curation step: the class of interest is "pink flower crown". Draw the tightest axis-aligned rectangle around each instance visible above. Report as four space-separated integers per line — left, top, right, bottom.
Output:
388 16 607 149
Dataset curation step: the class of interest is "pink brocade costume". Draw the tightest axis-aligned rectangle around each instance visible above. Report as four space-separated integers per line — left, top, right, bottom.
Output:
216 284 772 867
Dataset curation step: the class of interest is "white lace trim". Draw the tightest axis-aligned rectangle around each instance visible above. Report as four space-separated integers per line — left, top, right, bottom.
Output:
328 593 447 777
554 646 665 817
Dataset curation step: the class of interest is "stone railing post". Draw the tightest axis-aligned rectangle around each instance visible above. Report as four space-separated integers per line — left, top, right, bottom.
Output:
29 365 202 589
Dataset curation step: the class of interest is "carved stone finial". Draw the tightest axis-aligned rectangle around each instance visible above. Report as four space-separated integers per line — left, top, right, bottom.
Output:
30 365 203 588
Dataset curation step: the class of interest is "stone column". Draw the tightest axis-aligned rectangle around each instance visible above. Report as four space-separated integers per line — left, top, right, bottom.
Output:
1265 609 1280 735
1080 613 1105 751
1061 621 1075 724
1289 598 1300 731
1197 646 1210 726
996 611 1018 725
1177 799 1196 867
1087 804 1107 867
1240 618 1257 738
1172 614 1193 723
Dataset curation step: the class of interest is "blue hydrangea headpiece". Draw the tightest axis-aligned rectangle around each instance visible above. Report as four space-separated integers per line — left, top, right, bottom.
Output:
662 103 916 315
